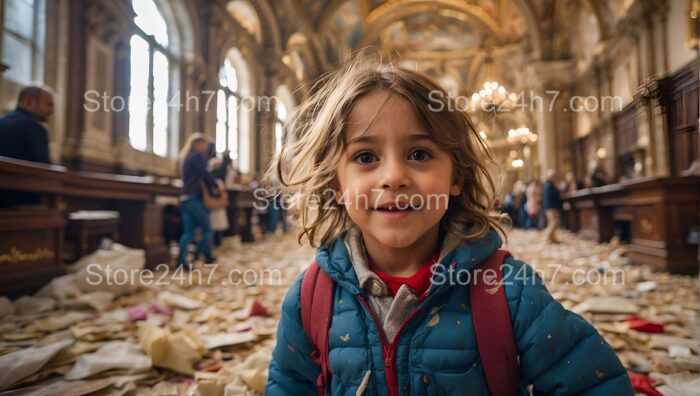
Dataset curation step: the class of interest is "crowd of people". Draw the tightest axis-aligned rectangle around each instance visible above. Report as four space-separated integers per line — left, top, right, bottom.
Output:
501 166 610 243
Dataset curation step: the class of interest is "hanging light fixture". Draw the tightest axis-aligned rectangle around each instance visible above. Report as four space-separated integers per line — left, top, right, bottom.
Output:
507 127 538 145
511 158 524 168
470 46 517 112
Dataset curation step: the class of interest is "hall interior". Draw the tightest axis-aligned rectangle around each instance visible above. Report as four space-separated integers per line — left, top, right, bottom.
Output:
0 0 699 395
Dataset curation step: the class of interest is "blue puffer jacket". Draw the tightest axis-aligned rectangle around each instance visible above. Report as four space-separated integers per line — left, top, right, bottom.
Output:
266 230 634 395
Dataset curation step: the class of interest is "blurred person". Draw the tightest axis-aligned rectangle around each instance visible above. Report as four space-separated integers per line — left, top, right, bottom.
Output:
207 146 230 247
543 170 563 243
502 180 525 228
519 180 546 230
0 86 54 164
561 171 583 192
590 162 610 187
177 133 217 269
0 86 55 207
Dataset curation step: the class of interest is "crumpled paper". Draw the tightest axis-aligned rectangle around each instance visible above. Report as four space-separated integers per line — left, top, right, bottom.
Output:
0 297 15 317
654 371 700 396
33 311 87 332
36 242 145 301
0 339 73 390
201 332 257 350
64 341 152 380
4 229 695 395
138 324 205 375
13 296 56 316
231 348 272 394
572 296 638 315
157 291 204 310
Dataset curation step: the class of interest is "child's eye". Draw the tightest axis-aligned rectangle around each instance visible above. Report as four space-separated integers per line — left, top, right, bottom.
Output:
353 151 378 164
408 149 432 162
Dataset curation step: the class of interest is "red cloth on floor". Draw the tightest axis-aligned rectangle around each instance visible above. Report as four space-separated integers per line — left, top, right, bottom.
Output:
369 250 440 299
628 371 663 396
625 315 665 333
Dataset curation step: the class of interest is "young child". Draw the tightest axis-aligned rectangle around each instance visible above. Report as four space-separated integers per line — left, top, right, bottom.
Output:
265 58 633 395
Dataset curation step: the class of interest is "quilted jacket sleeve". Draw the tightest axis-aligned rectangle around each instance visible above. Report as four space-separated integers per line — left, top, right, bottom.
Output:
503 258 634 395
265 272 321 395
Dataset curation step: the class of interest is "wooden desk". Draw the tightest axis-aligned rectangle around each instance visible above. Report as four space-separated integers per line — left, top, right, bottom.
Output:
563 176 700 274
65 215 120 261
225 188 256 242
0 156 180 297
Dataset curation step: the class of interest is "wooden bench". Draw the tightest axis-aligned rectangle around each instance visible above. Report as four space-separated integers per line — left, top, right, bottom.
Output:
563 176 700 274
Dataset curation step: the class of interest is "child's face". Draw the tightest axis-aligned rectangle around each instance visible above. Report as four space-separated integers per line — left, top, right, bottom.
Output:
336 90 461 250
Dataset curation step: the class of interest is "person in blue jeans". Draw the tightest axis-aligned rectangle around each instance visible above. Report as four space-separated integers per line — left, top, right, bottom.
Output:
177 133 217 269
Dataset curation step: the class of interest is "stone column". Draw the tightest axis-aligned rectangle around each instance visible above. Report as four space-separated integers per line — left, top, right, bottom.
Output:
256 53 285 175
529 60 576 178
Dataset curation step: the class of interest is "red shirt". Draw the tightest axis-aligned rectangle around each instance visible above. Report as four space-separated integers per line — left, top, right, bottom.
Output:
369 250 440 300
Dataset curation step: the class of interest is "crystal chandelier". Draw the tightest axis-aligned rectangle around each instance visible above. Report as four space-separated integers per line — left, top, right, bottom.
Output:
470 81 517 110
469 48 517 112
507 127 537 145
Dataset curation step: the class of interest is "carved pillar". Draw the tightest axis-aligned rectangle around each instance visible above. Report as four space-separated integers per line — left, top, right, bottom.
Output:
64 0 132 171
635 76 668 176
202 7 232 143
530 60 575 177
181 54 207 139
601 62 617 178
257 53 285 175
112 33 132 163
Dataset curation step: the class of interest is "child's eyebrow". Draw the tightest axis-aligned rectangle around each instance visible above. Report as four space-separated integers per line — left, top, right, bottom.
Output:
346 132 433 145
346 134 376 145
409 133 434 142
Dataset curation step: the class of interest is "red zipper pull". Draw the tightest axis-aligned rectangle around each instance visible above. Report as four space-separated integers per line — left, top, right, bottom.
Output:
384 345 394 368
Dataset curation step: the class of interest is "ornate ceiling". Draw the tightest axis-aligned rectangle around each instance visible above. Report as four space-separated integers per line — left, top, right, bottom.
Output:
282 0 623 141
294 0 555 96
290 1 622 86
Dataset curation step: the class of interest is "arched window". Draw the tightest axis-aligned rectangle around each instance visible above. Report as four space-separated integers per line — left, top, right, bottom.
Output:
1 0 46 84
216 48 251 173
217 58 239 159
128 0 173 157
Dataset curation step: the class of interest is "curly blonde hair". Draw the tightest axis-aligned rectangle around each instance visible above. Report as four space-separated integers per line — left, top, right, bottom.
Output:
268 53 507 247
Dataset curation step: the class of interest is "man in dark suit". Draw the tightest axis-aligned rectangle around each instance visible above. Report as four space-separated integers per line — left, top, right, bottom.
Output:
0 86 55 207
0 86 55 164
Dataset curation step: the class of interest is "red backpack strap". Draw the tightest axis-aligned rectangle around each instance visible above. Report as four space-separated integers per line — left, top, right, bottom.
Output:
300 261 336 396
470 249 521 396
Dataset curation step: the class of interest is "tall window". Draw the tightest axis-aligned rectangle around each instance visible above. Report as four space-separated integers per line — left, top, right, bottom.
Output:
216 58 240 160
1 0 46 84
129 0 171 157
274 100 288 154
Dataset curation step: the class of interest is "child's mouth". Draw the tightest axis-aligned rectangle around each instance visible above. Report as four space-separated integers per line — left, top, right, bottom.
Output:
374 204 415 218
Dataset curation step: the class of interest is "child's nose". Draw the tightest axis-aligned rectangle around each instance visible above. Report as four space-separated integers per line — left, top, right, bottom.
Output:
379 159 410 190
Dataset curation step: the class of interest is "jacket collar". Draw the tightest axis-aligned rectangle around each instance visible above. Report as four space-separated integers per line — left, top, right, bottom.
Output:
315 226 503 297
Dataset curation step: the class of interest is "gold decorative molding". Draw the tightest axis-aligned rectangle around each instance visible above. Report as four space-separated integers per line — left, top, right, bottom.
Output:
640 218 654 236
0 247 55 264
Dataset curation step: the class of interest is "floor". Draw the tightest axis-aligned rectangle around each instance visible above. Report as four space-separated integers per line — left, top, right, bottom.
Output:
0 229 697 395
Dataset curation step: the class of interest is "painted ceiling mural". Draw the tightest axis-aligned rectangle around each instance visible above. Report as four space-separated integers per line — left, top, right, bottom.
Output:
299 0 536 94
289 0 598 139
379 14 483 53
